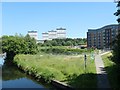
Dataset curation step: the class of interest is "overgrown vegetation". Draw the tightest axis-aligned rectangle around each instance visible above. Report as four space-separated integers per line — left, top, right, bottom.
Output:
39 46 93 55
38 38 87 47
102 53 120 89
2 34 38 60
112 32 120 65
13 54 97 88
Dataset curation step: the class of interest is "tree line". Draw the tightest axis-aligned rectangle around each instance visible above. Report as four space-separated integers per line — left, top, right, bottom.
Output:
39 38 87 46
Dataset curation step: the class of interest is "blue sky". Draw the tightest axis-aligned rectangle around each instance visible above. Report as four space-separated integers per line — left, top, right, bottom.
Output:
2 2 118 39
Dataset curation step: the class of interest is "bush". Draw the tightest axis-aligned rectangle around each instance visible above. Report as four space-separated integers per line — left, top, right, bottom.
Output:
40 47 90 55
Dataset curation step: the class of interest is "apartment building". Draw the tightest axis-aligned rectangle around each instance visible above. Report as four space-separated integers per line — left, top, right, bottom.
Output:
56 28 66 39
28 31 38 40
87 24 119 49
42 27 66 40
48 30 57 40
42 32 49 40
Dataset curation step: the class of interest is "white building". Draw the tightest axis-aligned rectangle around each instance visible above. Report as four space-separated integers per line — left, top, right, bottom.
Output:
42 27 66 40
28 31 38 40
42 32 49 40
48 30 57 40
56 28 66 39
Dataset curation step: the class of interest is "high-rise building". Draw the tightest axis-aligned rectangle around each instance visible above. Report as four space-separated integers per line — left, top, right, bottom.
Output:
42 27 66 40
56 27 66 39
42 32 49 40
87 24 118 49
48 30 57 40
28 31 38 40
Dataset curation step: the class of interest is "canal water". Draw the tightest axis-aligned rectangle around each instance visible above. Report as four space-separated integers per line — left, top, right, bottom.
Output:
0 57 56 90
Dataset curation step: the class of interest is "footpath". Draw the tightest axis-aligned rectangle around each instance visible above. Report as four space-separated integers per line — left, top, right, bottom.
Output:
95 53 111 89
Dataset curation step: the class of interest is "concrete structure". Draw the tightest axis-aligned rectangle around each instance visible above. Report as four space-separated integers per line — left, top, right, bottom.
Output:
87 24 119 49
42 32 49 40
56 28 66 39
48 30 57 40
28 31 38 40
42 27 66 40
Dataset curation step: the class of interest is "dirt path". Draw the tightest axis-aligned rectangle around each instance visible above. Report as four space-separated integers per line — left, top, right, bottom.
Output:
95 54 111 89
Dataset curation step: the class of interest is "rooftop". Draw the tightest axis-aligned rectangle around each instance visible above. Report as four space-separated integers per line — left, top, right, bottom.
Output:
88 24 118 32
28 31 37 33
56 27 66 30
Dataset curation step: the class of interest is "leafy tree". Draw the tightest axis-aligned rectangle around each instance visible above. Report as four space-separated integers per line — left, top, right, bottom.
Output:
2 34 38 60
66 41 72 46
112 32 120 64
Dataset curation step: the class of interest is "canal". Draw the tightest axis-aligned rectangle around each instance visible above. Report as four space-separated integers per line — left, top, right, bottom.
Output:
0 57 56 90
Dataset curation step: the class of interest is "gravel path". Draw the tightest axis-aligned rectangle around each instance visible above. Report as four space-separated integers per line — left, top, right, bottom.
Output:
95 54 111 89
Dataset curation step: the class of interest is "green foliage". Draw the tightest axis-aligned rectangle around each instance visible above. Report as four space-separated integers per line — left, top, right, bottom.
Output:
39 38 87 46
13 54 97 88
2 34 38 60
40 47 92 55
102 53 120 88
112 33 120 64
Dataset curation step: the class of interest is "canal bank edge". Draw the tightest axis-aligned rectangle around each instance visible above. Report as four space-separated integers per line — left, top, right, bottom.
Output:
51 80 74 90
13 62 74 90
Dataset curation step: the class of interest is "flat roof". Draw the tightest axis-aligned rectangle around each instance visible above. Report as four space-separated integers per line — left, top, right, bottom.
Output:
56 27 66 30
42 32 48 34
88 24 119 32
48 30 57 32
28 31 37 33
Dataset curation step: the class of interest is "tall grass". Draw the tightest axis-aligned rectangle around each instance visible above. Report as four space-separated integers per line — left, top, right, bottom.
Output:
102 53 120 89
14 53 97 88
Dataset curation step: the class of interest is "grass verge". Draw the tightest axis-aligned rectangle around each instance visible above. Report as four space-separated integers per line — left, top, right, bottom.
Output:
102 53 120 89
13 53 97 88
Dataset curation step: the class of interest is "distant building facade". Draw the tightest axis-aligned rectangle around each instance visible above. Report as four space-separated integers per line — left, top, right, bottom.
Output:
56 28 66 39
42 32 49 40
87 24 119 49
42 27 66 40
28 31 38 40
48 30 57 40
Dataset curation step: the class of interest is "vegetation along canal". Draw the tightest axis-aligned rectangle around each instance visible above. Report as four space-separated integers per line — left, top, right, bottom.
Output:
0 57 56 90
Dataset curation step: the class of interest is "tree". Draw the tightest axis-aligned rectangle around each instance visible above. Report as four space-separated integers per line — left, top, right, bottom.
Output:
2 35 38 60
66 41 72 46
113 1 120 64
112 30 120 64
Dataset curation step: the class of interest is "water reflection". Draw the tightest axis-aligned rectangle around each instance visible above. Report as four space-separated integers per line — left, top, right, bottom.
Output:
1 57 55 89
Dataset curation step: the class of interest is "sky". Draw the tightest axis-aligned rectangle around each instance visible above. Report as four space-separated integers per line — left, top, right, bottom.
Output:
1 2 118 39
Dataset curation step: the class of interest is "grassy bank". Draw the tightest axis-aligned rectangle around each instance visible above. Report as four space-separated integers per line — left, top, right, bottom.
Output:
13 53 97 88
102 53 120 89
